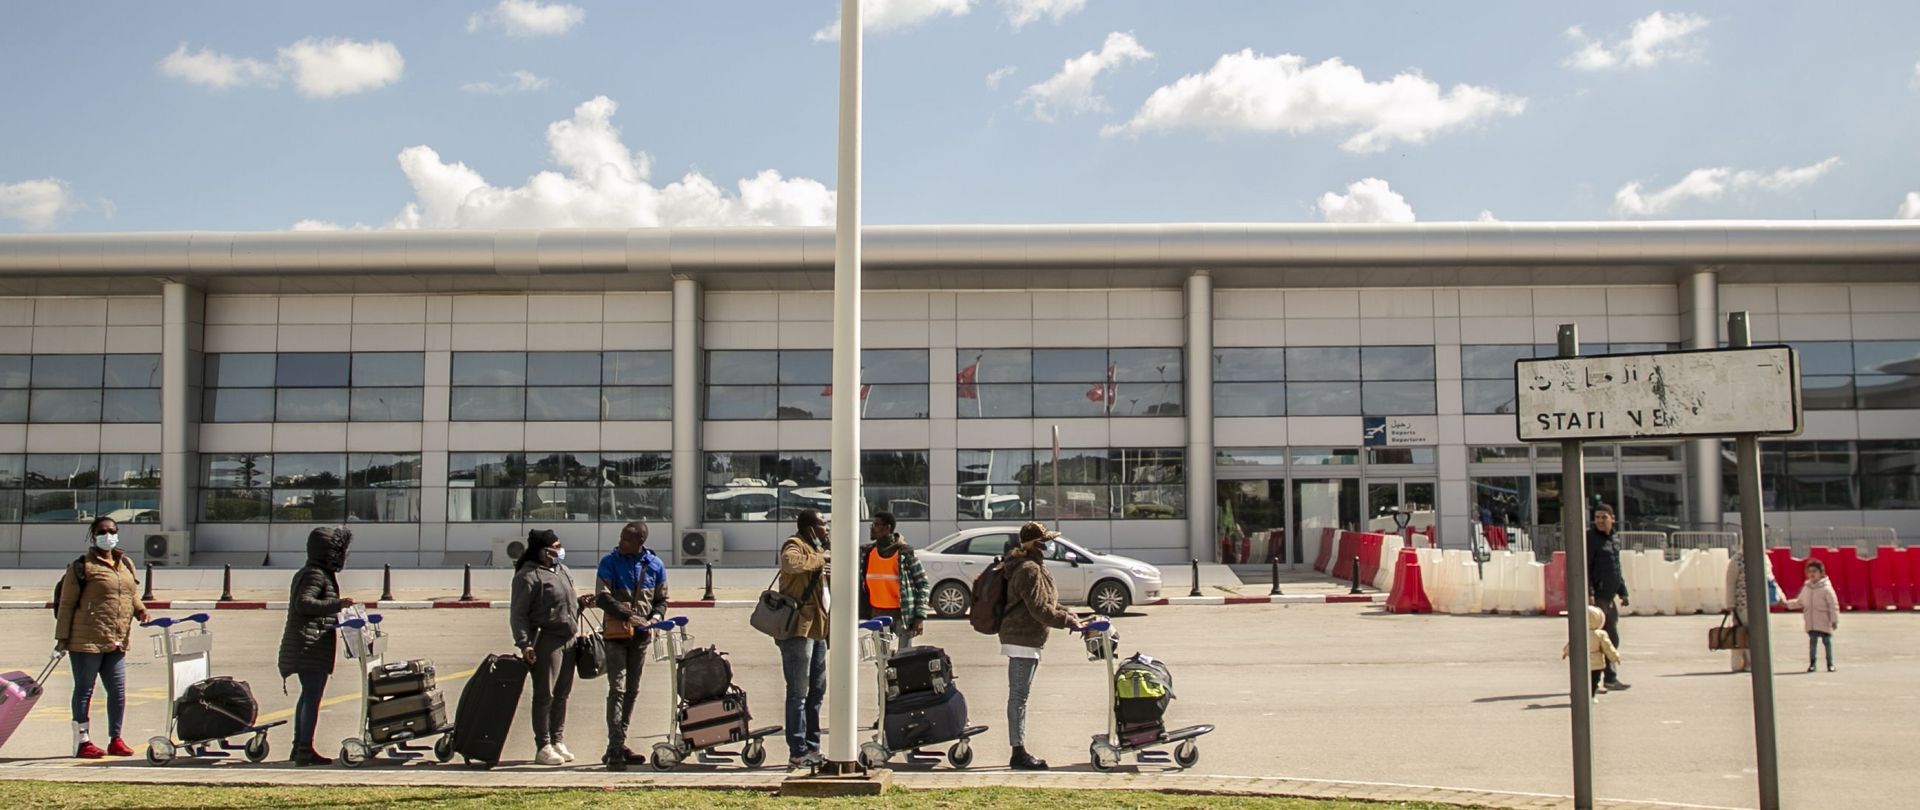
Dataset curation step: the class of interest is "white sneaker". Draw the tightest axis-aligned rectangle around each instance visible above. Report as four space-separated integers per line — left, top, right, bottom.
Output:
535 744 566 766
554 742 576 762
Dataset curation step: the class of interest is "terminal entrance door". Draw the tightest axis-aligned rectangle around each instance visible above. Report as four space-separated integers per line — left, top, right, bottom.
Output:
1216 478 1285 565
1365 478 1437 536
1293 477 1360 565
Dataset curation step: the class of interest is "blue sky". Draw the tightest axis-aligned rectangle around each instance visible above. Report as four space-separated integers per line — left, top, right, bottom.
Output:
1 1 1917 232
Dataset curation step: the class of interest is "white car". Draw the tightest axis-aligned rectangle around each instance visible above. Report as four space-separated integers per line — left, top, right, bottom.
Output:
915 527 1163 618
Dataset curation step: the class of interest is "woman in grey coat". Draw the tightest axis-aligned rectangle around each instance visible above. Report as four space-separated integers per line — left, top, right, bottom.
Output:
510 528 587 766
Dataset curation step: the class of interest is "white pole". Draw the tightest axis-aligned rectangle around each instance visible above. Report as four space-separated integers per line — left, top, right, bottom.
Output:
825 0 864 772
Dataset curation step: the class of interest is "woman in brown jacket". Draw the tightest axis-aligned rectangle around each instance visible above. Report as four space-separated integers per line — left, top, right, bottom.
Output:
53 517 148 759
998 522 1085 771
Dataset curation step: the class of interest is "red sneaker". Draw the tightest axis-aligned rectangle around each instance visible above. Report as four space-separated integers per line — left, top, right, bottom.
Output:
106 738 135 757
75 741 105 759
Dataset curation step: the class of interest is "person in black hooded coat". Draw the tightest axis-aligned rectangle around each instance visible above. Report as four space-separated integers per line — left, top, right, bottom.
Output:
277 527 352 765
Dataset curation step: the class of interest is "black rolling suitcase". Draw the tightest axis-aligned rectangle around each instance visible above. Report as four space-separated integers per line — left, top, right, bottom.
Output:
368 690 442 724
884 646 954 697
370 659 437 697
368 693 449 744
883 687 968 751
450 653 528 767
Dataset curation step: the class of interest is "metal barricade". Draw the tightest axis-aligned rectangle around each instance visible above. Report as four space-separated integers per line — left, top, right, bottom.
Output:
1671 531 1740 561
1617 531 1668 558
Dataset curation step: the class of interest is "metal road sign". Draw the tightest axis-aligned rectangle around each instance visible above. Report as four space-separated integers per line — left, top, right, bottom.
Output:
1515 346 1802 442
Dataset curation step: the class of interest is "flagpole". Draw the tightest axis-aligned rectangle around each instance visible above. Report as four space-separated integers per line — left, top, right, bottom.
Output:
824 0 862 775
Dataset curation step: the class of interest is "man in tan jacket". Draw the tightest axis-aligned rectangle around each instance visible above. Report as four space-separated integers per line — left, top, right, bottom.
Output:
774 509 830 768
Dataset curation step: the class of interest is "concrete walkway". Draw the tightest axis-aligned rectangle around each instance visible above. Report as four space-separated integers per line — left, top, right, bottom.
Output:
0 760 1743 810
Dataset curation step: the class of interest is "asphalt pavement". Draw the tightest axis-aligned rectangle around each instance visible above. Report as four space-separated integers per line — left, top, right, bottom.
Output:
0 603 1911 810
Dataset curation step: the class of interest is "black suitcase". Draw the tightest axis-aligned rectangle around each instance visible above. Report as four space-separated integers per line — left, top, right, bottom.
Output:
175 677 258 742
1115 696 1168 726
450 654 528 766
884 645 953 698
883 687 967 750
677 646 733 704
680 689 751 750
368 693 449 744
369 690 442 724
371 661 437 698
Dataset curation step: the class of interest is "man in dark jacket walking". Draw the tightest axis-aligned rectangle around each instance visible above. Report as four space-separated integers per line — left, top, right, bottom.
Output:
277 527 353 765
1586 505 1630 691
594 521 668 770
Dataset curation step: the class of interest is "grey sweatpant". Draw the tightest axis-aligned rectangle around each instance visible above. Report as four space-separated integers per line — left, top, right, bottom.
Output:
529 629 575 747
1006 657 1039 747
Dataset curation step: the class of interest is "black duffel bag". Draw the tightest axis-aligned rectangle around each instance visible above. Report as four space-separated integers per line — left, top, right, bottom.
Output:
175 676 258 742
677 646 733 704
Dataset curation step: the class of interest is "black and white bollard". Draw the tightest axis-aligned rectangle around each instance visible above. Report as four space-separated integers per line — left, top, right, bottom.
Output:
459 564 475 602
1349 556 1363 595
218 564 234 602
379 564 394 602
141 562 155 602
1188 558 1202 598
1269 556 1282 596
702 563 716 601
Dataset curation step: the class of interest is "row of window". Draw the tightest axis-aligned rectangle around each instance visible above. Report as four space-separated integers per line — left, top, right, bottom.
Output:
1462 341 1920 413
205 352 425 423
448 451 671 523
200 453 422 523
0 354 162 424
0 453 162 523
1210 346 1436 417
956 447 1187 520
1725 440 1920 512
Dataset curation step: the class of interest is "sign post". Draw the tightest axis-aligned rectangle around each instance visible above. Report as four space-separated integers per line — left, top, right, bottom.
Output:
1515 313 1798 810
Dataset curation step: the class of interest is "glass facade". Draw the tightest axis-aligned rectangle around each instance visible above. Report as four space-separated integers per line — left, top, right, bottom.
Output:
450 351 671 421
446 452 670 523
201 453 422 523
0 354 160 423
207 352 425 422
0 454 161 524
956 448 1186 520
706 350 928 420
702 451 930 522
959 349 1182 417
1461 343 1676 414
1213 347 1434 417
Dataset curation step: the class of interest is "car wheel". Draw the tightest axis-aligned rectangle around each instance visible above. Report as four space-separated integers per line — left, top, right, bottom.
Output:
1089 579 1131 616
930 580 972 618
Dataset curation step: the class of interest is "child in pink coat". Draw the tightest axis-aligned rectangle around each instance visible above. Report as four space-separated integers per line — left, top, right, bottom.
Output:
1785 559 1839 672
1564 605 1623 702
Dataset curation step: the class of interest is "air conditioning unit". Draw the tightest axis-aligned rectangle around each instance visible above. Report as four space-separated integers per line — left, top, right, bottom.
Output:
491 536 529 568
144 532 192 567
679 529 722 567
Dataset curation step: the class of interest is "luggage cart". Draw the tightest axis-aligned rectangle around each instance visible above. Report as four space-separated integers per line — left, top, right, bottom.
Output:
644 616 779 770
142 613 285 766
1077 619 1213 771
855 616 984 769
335 612 456 767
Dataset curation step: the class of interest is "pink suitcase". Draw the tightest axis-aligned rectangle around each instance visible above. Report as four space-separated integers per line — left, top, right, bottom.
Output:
0 652 63 752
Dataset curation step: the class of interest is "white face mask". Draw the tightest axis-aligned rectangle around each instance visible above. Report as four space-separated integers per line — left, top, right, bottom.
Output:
93 532 118 552
550 547 566 563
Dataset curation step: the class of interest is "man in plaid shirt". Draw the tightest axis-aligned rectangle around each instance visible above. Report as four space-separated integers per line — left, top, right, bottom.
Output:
859 511 931 649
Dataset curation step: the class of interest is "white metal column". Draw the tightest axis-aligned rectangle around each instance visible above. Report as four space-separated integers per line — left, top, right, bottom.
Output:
1184 271 1214 562
159 282 199 534
824 0 864 771
1680 268 1722 528
671 276 703 549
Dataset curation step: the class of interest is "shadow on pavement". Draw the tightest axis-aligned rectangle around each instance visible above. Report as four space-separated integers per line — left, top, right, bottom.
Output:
1472 693 1566 704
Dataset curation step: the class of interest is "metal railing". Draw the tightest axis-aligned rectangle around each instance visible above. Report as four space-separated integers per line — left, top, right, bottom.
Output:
1496 525 1906 563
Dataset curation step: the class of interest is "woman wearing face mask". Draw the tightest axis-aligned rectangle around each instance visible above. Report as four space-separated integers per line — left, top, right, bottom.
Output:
276 527 354 765
510 528 589 766
53 517 147 758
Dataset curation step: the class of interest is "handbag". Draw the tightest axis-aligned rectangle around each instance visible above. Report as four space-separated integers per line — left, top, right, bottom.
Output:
602 606 635 641
574 614 607 680
750 569 818 641
1708 613 1749 651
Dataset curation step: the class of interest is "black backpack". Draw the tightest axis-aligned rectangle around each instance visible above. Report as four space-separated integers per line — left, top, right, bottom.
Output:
967 558 1010 635
677 646 734 705
50 556 89 617
175 677 258 742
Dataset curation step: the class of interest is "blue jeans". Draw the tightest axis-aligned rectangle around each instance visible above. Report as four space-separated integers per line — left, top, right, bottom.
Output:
292 672 329 749
69 650 127 738
775 637 826 759
1809 631 1834 667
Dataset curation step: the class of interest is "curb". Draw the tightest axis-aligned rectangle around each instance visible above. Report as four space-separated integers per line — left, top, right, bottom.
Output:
2 595 1380 610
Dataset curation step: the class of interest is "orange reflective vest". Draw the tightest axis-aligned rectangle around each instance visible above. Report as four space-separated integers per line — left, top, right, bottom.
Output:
865 546 901 610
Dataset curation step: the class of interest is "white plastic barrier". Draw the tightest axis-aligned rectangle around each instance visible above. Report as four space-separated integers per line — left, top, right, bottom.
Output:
1648 553 1681 615
1674 549 1705 614
1698 548 1732 614
1519 558 1546 614
1480 551 1512 613
1374 535 1404 593
1446 557 1482 615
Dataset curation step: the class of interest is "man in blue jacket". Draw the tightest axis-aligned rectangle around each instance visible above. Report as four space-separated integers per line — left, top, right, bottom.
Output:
595 521 669 770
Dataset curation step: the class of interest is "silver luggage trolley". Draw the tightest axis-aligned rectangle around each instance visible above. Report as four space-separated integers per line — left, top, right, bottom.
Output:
142 613 285 766
1077 619 1213 771
335 612 456 767
644 616 779 770
855 616 984 769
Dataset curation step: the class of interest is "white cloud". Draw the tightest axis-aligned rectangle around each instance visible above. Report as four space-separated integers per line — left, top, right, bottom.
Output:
372 96 834 229
1565 11 1709 71
815 0 972 42
1105 50 1525 153
1613 157 1841 217
1476 210 1499 222
985 66 1016 89
462 70 550 95
278 38 404 98
0 178 79 230
157 38 402 98
158 44 276 89
1911 61 1920 91
1021 32 1152 122
467 0 584 37
1316 178 1415 224
1898 193 1920 219
1003 0 1085 29
290 219 373 231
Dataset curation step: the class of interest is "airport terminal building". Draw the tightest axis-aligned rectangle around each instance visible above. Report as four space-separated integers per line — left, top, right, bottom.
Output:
0 222 1916 569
